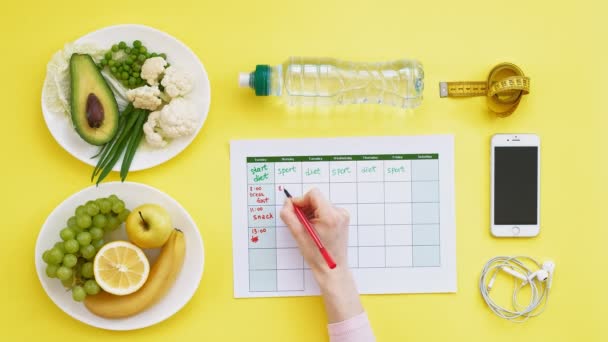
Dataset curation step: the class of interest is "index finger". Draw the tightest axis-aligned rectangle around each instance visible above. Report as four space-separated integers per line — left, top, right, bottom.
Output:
291 188 331 212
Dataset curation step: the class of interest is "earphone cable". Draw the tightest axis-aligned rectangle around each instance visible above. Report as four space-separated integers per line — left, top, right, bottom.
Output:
479 256 551 322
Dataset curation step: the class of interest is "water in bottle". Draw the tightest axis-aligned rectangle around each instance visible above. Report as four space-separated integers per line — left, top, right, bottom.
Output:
238 57 424 108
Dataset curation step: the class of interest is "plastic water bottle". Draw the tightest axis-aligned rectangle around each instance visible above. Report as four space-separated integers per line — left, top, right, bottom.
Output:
238 57 424 108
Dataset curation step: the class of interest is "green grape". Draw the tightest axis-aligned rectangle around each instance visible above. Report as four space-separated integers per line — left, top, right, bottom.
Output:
46 264 59 278
106 215 119 231
47 247 64 265
61 274 74 288
42 250 51 264
64 239 79 253
75 205 86 217
72 286 86 302
76 214 92 229
60 227 75 241
67 216 78 229
92 214 107 228
92 239 105 250
99 199 112 214
112 200 125 214
77 232 92 246
86 200 95 206
81 262 94 279
85 203 100 216
108 194 119 202
62 254 78 268
54 242 66 253
84 280 101 295
56 266 73 281
89 227 103 240
81 245 96 259
117 209 130 223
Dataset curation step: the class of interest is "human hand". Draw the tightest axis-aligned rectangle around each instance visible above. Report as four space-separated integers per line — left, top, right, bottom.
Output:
280 188 363 323
280 188 349 275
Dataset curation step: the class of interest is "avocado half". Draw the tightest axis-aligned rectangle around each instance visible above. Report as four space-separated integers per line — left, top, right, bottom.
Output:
69 54 119 146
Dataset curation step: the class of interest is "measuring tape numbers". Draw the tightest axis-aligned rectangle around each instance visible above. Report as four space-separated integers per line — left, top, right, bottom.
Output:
440 63 530 117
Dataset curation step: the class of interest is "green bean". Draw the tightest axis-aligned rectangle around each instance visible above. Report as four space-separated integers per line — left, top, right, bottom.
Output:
92 107 138 180
91 104 133 179
120 111 148 180
96 131 131 185
93 110 142 184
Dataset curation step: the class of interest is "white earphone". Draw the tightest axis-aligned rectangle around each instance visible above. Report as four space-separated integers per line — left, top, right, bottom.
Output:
480 256 555 322
498 260 555 285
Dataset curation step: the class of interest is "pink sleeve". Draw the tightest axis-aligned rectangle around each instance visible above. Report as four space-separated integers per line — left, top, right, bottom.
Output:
327 312 376 342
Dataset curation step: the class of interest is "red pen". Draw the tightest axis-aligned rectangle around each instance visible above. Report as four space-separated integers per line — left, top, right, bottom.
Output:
283 188 337 269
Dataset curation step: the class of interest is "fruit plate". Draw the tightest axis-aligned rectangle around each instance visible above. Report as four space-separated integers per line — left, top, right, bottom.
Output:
41 24 211 171
34 182 204 330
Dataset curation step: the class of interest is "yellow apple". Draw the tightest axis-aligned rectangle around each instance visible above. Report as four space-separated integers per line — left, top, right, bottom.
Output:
126 204 173 249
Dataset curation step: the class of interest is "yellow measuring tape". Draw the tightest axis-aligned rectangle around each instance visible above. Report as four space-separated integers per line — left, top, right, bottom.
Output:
439 63 530 117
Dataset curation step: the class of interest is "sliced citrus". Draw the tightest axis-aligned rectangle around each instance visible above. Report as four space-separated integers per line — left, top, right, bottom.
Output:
93 241 150 296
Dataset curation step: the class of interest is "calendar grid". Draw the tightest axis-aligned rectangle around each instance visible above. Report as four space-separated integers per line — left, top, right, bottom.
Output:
247 154 441 292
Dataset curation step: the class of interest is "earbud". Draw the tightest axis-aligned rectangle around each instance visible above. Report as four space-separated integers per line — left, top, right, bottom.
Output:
498 260 556 286
529 269 549 282
542 260 556 288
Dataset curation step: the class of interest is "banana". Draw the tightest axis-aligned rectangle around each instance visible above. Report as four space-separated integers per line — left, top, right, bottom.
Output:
84 229 186 318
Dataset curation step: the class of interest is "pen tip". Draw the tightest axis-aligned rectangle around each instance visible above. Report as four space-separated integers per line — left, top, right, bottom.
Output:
283 188 292 198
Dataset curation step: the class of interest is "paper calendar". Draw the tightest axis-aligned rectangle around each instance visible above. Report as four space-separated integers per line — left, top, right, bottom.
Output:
230 136 456 297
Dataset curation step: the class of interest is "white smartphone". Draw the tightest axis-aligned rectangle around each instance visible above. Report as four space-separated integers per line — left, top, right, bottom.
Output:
491 134 540 237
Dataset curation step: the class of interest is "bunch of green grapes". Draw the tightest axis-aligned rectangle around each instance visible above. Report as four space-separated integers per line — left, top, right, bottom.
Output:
42 194 130 302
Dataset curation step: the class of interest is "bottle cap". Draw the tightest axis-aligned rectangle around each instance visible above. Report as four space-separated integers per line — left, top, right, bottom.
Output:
238 73 251 88
253 65 271 96
238 65 271 96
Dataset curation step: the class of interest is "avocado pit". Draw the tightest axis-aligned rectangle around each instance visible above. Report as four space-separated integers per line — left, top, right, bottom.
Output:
86 93 105 128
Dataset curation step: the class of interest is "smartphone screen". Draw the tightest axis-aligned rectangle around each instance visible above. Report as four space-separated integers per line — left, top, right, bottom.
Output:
494 146 538 225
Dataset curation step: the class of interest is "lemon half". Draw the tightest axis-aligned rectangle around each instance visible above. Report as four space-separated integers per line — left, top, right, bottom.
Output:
93 241 150 296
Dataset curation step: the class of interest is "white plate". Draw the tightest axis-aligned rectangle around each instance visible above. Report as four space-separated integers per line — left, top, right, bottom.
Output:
35 182 204 330
41 24 211 171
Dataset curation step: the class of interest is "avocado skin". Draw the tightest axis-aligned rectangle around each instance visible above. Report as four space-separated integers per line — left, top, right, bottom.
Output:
69 54 119 146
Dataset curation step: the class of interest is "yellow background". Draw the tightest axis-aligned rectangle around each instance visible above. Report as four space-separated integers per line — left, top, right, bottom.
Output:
1 0 607 340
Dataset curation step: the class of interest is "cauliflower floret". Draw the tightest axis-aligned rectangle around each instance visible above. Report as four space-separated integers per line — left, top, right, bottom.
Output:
140 57 167 86
157 98 198 138
161 66 193 98
141 98 198 148
126 85 162 111
142 111 168 148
